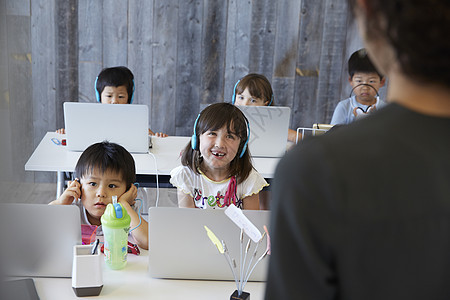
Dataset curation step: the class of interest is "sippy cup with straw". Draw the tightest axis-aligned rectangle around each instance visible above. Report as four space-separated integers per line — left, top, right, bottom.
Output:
101 196 131 270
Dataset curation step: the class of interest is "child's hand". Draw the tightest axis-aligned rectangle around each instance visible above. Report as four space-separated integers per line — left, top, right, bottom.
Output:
148 128 168 137
154 132 168 137
56 128 66 134
54 179 81 205
118 184 138 207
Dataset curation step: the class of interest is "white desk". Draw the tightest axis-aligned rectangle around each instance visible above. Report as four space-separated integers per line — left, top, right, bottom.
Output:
27 250 265 300
25 132 280 197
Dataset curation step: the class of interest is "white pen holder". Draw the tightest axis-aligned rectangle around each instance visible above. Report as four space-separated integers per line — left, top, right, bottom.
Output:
72 245 103 297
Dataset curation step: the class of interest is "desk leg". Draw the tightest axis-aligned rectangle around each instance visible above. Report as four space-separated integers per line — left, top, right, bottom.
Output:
56 171 65 198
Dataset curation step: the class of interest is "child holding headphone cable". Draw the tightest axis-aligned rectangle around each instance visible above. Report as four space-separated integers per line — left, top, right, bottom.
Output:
232 73 298 143
170 103 268 210
330 48 386 125
56 66 167 137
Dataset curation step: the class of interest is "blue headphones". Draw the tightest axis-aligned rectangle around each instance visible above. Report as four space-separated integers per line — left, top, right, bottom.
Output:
191 113 250 158
95 77 135 104
231 78 274 106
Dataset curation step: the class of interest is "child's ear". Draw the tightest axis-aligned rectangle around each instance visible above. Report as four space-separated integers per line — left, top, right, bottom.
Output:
380 77 386 87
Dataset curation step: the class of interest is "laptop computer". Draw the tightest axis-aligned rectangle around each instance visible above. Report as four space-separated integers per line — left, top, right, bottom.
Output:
0 203 82 278
64 102 149 153
148 207 270 281
238 106 291 157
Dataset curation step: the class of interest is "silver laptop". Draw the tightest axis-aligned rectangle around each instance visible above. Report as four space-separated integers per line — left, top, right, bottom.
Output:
238 106 291 157
0 203 82 278
148 207 270 281
64 102 149 153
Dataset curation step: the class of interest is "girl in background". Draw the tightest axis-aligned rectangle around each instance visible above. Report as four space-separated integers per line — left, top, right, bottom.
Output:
232 73 298 142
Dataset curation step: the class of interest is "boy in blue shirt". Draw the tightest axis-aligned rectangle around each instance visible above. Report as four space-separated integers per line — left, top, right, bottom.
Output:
330 49 386 125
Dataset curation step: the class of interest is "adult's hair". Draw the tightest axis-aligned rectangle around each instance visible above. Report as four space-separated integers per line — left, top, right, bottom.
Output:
236 73 274 106
182 103 253 183
95 66 134 103
347 0 450 86
74 141 136 190
348 48 383 79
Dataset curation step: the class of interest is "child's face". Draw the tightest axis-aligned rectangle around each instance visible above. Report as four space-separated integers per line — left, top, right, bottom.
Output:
199 124 241 175
100 85 129 104
235 88 269 106
349 72 385 104
79 168 128 225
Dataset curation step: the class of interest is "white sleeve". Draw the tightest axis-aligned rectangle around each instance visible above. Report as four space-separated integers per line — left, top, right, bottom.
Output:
238 169 269 198
169 166 194 197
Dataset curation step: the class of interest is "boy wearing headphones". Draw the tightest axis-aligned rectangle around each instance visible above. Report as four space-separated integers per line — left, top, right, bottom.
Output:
57 66 167 136
95 66 135 104
331 49 386 125
49 141 148 250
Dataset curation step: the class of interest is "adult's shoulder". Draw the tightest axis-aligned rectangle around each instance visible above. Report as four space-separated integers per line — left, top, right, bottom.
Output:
277 103 403 176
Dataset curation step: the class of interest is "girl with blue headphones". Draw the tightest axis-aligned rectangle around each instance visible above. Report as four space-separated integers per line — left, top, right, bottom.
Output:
170 103 268 210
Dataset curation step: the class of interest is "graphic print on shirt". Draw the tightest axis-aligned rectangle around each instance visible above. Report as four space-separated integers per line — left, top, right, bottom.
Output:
193 188 243 209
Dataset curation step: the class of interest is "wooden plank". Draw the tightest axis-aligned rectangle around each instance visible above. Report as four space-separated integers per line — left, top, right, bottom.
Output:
316 0 349 123
292 0 325 127
175 0 203 136
128 0 153 111
6 15 33 182
5 0 29 16
0 0 12 181
151 0 178 135
0 0 8 109
31 0 56 139
271 0 301 128
78 0 103 103
248 0 277 76
102 0 128 67
223 0 252 104
200 0 228 104
31 0 57 183
55 0 78 129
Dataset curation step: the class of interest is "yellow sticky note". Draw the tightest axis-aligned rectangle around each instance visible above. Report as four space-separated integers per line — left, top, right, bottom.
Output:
204 226 224 254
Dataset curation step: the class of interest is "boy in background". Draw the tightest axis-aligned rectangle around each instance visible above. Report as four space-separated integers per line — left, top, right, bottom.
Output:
57 66 167 136
49 141 148 250
331 49 386 125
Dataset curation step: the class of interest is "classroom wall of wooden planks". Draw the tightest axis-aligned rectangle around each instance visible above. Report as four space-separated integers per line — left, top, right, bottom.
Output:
1 0 379 183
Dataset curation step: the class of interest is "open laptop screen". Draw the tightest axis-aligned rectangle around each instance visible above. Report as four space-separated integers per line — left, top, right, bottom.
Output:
64 102 149 153
237 106 291 158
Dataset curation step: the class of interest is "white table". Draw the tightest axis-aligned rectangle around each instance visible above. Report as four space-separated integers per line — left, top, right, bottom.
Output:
25 132 280 197
26 249 265 300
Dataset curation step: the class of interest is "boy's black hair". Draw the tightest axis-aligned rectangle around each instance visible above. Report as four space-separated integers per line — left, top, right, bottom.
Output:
95 66 134 103
74 141 136 190
348 49 384 80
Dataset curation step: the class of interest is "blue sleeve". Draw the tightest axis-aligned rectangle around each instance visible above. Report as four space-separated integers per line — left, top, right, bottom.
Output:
330 101 347 125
